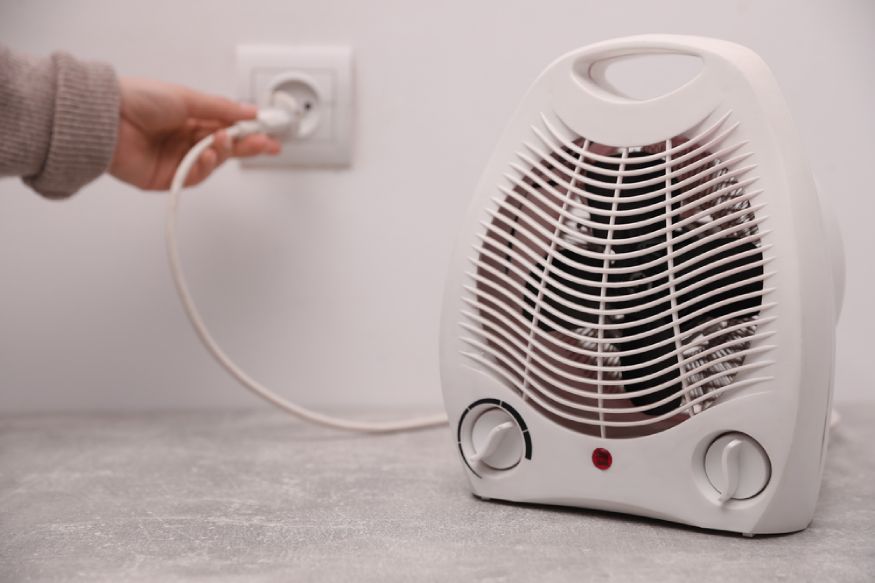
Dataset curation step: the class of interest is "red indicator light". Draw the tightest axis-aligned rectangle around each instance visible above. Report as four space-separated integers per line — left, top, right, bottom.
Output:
592 448 612 470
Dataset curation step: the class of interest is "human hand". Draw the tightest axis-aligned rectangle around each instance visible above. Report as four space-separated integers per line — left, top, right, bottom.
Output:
109 78 281 190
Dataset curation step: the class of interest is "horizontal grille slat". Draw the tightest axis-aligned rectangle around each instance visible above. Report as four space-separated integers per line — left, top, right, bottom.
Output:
472 235 773 314
526 124 745 182
462 335 773 416
468 249 773 334
461 349 774 427
514 147 754 203
537 110 736 167
461 318 775 392
486 189 767 264
461 299 777 372
500 168 761 243
463 282 774 357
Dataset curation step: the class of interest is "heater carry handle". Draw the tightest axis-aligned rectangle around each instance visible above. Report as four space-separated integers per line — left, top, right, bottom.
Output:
549 35 764 146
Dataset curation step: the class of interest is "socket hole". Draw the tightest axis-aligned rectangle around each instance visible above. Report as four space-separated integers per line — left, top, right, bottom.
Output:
304 102 313 111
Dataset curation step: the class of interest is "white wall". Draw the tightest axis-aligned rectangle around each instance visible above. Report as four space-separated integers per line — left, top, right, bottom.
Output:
1 0 872 412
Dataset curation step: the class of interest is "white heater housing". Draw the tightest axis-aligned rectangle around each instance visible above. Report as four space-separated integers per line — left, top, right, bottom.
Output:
439 35 842 535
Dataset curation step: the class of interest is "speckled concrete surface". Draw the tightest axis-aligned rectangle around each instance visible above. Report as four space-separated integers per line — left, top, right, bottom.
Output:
1 405 873 582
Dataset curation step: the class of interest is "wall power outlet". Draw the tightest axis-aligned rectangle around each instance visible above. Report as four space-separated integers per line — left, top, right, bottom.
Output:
236 45 354 168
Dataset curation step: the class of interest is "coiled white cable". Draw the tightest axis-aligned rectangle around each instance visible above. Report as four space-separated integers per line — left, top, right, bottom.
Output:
165 98 447 433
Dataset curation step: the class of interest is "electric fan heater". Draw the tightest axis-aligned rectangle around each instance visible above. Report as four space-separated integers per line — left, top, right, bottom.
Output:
439 35 844 535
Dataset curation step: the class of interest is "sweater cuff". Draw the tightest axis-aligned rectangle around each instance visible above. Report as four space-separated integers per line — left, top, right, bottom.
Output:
25 53 120 199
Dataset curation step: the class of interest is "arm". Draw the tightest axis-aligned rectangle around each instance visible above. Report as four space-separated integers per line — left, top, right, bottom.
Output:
0 45 281 198
0 45 118 198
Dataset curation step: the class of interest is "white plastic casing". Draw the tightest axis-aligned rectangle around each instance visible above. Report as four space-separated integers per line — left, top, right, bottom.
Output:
439 35 840 535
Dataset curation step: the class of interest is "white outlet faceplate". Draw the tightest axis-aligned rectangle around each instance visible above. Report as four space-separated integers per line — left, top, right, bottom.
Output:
236 45 354 168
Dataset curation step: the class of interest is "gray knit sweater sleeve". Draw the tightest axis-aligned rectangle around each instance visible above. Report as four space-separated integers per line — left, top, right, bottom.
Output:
0 46 119 199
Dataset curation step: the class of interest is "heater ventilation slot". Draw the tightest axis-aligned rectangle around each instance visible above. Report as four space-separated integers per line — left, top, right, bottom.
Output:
462 111 776 438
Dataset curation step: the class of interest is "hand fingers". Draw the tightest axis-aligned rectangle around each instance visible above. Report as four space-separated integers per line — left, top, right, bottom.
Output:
188 118 282 161
180 87 258 124
175 131 283 189
202 131 280 173
232 134 283 158
184 147 219 187
191 120 225 143
210 130 233 167
181 132 280 188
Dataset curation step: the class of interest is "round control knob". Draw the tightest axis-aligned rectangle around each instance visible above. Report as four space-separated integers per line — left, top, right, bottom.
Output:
467 408 525 470
704 432 771 503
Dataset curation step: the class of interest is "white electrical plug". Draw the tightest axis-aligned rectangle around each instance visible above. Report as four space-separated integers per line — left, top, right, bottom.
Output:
232 90 305 139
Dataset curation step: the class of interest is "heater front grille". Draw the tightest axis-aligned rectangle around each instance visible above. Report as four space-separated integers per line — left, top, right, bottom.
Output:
461 111 777 438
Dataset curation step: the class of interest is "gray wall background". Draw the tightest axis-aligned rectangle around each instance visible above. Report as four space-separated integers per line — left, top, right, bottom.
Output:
0 0 872 412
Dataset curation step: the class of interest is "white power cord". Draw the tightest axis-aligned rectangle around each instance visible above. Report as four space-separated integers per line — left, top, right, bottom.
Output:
166 94 447 433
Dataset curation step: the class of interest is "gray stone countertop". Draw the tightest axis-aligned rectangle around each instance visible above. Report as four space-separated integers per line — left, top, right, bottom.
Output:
1 404 873 582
